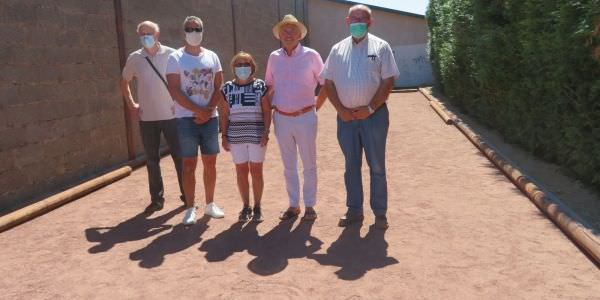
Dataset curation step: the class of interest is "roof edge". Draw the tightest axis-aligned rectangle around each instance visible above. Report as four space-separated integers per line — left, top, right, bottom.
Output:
321 0 426 19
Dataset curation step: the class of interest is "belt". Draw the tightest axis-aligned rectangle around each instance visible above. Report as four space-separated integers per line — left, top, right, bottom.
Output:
274 105 315 117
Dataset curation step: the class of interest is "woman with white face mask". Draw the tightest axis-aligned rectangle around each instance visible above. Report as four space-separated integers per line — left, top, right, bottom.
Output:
219 52 272 223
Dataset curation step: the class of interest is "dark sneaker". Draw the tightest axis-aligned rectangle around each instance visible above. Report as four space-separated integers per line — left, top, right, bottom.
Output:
143 201 164 214
252 206 264 223
374 215 389 230
338 213 364 227
238 206 252 223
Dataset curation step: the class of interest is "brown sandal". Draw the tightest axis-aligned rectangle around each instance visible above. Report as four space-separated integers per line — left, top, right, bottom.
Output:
301 207 317 221
279 208 300 220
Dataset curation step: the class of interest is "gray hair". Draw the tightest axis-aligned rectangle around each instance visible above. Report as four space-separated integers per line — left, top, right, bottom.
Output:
183 16 204 28
136 20 159 33
348 4 372 19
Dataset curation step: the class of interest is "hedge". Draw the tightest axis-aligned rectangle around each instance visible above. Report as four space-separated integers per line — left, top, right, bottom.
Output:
427 0 600 191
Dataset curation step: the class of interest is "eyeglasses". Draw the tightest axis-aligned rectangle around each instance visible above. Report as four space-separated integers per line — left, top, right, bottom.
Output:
184 27 203 33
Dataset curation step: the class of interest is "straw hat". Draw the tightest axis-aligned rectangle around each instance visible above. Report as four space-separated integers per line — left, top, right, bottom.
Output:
272 14 307 40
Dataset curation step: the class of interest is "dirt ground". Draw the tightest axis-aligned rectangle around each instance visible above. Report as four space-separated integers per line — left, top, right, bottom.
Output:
1 92 598 299
425 87 600 234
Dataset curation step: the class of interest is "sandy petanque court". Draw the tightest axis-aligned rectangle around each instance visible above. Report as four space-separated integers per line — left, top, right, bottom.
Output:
0 92 598 299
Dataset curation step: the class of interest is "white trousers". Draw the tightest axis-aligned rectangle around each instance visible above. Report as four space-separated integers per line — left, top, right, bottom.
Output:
273 109 318 207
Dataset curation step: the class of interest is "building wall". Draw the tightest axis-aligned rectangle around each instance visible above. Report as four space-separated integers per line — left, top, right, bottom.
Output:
121 0 304 81
226 0 280 79
307 0 431 87
0 0 129 212
0 0 307 215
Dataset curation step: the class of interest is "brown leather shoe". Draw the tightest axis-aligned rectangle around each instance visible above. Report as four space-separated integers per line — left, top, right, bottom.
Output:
301 207 317 221
279 207 300 220
338 213 364 227
374 215 389 230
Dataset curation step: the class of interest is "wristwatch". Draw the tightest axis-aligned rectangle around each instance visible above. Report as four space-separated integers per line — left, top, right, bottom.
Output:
367 105 375 114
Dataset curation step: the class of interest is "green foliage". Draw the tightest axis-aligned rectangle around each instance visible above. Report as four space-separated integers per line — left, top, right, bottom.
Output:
427 0 600 190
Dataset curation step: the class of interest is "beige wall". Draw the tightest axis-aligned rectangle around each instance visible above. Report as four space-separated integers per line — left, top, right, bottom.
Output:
307 0 428 63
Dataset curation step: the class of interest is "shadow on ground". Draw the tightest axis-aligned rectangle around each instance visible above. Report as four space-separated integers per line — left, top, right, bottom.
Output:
309 224 399 280
86 209 399 278
129 215 211 268
199 217 323 276
198 217 398 280
246 218 323 276
85 206 185 253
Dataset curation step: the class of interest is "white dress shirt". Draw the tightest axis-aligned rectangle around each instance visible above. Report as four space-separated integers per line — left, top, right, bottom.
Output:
320 33 400 108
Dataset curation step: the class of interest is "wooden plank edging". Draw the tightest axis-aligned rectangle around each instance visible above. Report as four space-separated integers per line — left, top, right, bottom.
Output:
0 166 132 233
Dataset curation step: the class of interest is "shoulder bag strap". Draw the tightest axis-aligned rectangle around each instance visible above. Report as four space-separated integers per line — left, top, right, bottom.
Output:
144 56 168 89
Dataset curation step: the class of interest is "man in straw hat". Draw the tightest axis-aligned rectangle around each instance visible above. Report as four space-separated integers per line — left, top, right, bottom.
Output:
265 14 327 221
320 4 399 229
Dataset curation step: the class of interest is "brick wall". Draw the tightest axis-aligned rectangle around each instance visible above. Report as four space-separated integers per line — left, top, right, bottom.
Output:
0 0 306 215
0 0 128 212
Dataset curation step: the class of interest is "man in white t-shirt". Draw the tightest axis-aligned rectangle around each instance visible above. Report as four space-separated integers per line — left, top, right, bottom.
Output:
166 16 225 225
121 20 184 215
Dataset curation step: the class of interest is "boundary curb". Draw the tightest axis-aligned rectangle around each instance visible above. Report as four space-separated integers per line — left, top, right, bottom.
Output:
0 147 172 233
0 166 132 233
419 88 456 124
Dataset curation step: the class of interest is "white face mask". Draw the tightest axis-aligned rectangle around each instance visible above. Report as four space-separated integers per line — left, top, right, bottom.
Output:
185 32 203 46
234 66 252 81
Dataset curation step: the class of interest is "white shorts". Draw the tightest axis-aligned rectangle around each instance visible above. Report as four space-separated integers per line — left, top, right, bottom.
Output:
230 143 266 164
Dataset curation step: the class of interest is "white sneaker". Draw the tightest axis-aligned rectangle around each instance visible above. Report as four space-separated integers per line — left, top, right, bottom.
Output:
204 202 224 218
182 207 197 225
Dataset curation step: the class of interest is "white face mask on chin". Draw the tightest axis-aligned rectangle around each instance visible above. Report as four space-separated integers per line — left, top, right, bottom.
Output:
185 32 203 46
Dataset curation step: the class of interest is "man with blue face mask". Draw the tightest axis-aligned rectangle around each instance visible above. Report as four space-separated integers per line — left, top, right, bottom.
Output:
121 21 185 215
320 4 400 229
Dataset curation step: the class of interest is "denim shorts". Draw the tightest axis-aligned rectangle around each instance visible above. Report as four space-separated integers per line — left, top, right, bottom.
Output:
176 117 220 157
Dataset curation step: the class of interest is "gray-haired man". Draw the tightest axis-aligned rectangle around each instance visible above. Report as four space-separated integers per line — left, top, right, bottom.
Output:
321 5 400 229
121 20 184 214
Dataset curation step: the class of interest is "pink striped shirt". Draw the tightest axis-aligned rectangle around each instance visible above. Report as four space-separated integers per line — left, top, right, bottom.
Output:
265 44 324 113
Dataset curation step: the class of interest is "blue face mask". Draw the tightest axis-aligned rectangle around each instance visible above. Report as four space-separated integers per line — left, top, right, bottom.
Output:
140 35 155 49
349 22 368 39
235 66 252 81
